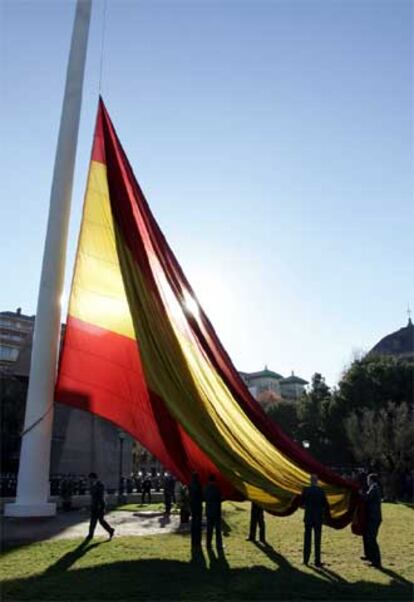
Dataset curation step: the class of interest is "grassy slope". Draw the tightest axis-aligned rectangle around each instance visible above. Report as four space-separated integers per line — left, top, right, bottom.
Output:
1 502 413 601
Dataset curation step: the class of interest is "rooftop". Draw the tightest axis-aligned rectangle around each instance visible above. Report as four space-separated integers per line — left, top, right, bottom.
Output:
243 366 284 381
241 366 309 385
280 371 309 385
0 309 35 321
369 318 414 358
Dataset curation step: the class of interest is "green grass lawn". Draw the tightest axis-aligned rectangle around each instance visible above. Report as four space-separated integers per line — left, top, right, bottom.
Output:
1 502 413 601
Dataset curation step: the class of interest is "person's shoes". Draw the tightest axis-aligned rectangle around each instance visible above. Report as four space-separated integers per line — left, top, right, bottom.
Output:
369 562 382 568
245 537 255 542
259 538 268 546
314 562 324 568
109 528 115 540
303 560 309 566
360 556 369 561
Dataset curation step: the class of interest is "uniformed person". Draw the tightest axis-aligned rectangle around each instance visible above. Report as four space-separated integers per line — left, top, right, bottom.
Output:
301 474 329 566
189 472 203 550
246 502 267 544
361 473 382 568
86 472 115 540
204 474 223 552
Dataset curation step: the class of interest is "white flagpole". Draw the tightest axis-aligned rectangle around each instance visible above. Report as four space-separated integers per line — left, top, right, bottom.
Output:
5 0 92 517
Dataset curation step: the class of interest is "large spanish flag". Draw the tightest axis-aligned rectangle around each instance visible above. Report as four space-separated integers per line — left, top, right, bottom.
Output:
55 98 359 526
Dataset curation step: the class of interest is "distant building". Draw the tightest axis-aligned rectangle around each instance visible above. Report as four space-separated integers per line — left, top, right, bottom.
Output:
240 365 308 405
1 308 132 487
239 366 284 399
280 372 310 400
369 317 414 360
0 309 34 373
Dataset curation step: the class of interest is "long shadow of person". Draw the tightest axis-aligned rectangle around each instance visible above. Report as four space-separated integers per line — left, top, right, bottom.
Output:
254 541 347 584
159 514 171 528
255 540 412 593
309 564 347 583
190 546 207 570
253 541 292 571
206 546 230 573
45 540 104 574
221 518 231 537
377 565 413 586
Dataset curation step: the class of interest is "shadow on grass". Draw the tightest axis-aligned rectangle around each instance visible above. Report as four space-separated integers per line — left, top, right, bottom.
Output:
206 546 230 573
309 564 348 584
2 542 412 601
44 540 106 574
158 514 172 528
377 566 413 587
253 540 412 588
222 517 232 536
1 511 89 552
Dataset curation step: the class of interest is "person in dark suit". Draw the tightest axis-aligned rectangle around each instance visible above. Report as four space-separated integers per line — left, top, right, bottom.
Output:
142 476 152 504
361 473 382 568
204 474 223 552
189 472 203 551
163 473 174 515
357 471 370 560
86 472 114 540
246 502 267 544
301 474 329 566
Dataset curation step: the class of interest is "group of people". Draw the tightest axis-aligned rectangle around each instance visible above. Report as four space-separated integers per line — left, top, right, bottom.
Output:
189 473 224 552
245 473 383 569
84 470 383 569
84 470 224 551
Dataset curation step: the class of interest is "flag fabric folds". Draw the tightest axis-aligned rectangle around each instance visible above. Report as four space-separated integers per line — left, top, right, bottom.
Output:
55 98 359 526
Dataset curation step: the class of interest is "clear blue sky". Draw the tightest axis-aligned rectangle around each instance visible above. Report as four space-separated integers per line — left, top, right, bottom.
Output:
1 0 412 386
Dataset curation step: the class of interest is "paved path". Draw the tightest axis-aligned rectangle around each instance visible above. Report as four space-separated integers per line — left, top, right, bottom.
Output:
2 510 187 544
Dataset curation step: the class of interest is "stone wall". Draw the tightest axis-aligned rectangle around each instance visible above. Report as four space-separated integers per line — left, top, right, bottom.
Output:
51 405 133 489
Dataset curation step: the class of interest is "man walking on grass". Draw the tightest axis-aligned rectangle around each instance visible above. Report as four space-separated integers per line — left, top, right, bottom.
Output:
86 472 115 541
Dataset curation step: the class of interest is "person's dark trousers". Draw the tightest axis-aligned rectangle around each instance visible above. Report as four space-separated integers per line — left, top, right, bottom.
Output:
206 515 223 551
249 505 265 541
164 494 172 514
303 522 322 565
362 531 370 558
365 520 381 566
191 511 202 549
141 491 151 504
88 508 112 538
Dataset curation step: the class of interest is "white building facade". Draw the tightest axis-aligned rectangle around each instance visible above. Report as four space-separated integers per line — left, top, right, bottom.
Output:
239 366 308 404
